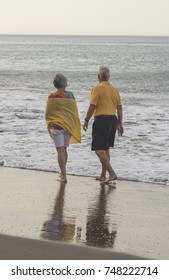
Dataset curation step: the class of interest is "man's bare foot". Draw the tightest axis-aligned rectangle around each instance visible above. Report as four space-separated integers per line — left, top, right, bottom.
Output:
104 175 117 184
96 172 106 182
95 176 106 182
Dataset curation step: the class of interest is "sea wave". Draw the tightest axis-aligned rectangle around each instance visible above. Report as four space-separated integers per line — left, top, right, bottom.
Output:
15 113 41 120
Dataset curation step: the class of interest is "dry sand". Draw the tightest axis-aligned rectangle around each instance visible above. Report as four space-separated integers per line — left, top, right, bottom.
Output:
0 167 169 260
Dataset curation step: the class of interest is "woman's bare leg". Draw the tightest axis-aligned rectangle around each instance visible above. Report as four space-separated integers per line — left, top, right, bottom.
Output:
56 147 67 182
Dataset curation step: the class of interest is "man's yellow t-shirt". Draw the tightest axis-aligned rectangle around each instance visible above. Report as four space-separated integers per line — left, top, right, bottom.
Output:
90 81 122 117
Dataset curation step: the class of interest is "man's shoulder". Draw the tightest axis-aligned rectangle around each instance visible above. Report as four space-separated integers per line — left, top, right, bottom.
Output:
107 83 119 93
92 82 117 90
110 84 118 91
92 83 101 91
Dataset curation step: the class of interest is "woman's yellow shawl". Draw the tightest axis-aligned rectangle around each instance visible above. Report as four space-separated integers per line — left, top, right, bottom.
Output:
45 97 81 144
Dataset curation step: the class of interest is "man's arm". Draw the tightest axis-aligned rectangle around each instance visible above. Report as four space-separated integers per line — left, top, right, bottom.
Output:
83 104 96 131
117 105 124 136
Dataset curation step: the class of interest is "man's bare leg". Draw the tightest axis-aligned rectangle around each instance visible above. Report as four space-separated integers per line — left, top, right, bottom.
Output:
95 150 117 182
56 147 67 182
96 150 110 181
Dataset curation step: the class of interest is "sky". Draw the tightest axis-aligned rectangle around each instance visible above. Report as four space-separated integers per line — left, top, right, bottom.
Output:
0 0 169 36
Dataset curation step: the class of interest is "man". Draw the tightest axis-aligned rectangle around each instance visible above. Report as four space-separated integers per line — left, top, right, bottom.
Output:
83 66 123 183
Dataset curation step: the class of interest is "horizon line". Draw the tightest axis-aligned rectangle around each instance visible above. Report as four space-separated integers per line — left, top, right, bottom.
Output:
0 33 169 37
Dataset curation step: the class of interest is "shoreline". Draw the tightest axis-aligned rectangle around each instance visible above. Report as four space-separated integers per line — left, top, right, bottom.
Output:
1 164 168 186
0 166 169 260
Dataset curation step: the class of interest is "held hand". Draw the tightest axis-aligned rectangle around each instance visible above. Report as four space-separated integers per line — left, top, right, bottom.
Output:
83 120 88 131
117 124 124 136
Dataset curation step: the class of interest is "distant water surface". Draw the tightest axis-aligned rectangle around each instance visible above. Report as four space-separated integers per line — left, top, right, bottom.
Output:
0 35 169 185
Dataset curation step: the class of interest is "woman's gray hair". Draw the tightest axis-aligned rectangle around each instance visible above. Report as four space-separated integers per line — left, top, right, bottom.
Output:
98 66 110 81
53 74 67 89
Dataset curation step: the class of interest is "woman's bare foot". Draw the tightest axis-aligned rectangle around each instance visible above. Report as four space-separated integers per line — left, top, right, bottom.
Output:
60 177 67 182
57 177 67 182
58 173 67 182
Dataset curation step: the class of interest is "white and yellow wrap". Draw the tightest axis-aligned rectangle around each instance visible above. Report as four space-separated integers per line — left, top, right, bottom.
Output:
45 98 81 144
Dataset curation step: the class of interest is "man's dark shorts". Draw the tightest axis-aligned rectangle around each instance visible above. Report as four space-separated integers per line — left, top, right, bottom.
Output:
92 115 118 151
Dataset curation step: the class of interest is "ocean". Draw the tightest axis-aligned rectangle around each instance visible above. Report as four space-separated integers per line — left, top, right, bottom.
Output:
0 35 169 185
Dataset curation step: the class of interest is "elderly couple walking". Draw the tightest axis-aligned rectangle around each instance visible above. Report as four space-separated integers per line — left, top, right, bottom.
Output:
45 66 124 183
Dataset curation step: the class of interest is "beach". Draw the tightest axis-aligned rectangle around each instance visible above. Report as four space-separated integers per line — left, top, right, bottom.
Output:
0 35 169 186
0 166 169 260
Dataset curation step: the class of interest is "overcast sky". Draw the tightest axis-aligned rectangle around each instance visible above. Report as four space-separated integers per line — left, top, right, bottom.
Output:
0 0 169 36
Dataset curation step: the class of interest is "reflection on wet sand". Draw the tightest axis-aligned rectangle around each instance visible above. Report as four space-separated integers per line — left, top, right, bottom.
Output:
41 182 75 241
41 181 117 250
85 184 117 248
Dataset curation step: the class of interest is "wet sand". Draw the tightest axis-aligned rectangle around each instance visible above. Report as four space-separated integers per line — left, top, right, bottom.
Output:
0 167 169 260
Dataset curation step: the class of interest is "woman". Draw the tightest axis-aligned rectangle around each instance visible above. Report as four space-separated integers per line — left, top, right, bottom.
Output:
45 74 81 182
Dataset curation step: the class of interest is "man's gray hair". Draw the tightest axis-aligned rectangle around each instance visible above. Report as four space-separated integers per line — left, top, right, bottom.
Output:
98 66 110 81
53 74 67 89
